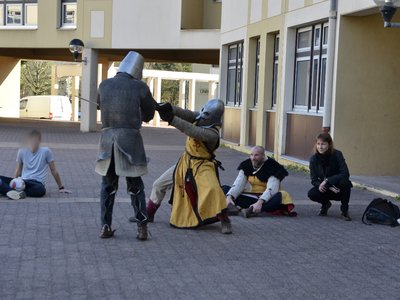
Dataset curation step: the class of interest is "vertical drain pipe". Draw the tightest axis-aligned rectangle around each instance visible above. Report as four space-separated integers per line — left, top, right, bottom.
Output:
322 0 338 132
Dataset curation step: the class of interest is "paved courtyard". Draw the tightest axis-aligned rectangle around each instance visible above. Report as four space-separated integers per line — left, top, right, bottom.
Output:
0 118 399 300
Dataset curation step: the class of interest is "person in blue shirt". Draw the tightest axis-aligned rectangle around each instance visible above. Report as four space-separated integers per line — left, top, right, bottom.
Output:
0 130 70 200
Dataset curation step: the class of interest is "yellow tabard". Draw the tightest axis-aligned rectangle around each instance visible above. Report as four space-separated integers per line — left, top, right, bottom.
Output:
245 175 293 205
247 176 267 193
170 136 227 228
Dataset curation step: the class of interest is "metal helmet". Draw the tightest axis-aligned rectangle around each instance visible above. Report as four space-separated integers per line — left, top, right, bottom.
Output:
196 99 225 128
118 51 144 80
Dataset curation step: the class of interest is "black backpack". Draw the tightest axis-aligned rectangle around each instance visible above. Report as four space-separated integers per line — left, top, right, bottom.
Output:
362 198 400 227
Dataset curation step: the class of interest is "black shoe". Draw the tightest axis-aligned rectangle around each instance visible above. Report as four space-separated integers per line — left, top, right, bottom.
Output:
227 203 240 216
319 201 332 216
341 211 352 221
99 224 115 239
137 224 148 241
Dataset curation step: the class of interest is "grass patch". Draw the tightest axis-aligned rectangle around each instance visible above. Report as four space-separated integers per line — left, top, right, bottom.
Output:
285 164 309 174
395 195 400 201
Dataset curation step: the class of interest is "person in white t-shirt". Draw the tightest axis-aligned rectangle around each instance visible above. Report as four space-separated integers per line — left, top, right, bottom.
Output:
0 130 71 200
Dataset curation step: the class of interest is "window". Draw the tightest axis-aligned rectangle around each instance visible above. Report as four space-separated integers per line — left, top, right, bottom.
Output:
254 38 260 107
272 34 279 108
226 41 244 106
20 99 27 110
7 4 22 25
0 5 3 25
293 23 328 113
25 3 37 26
0 1 37 27
61 0 77 27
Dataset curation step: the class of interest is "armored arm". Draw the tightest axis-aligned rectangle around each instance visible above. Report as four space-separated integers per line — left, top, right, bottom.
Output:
141 89 156 122
172 106 199 123
170 116 219 146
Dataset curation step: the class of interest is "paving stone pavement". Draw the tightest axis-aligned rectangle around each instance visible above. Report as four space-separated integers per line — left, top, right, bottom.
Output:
0 118 399 300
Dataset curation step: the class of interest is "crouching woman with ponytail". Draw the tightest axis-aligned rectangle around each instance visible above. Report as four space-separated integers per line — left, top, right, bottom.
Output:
308 133 352 221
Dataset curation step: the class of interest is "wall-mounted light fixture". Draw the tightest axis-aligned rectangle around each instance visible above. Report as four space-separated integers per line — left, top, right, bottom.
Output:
69 39 87 64
374 0 400 27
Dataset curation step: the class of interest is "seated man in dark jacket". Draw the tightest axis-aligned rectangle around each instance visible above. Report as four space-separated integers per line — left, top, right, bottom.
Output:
308 133 352 221
223 146 296 218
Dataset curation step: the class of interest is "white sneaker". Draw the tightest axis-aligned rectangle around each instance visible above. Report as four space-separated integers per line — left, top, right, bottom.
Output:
6 190 26 200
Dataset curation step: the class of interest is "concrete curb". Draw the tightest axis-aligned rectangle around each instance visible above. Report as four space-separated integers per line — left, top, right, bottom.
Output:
221 141 400 200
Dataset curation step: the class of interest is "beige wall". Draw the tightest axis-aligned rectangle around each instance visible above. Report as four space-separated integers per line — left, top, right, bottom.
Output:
181 0 221 30
0 0 113 50
112 0 220 49
334 14 400 176
203 0 221 29
181 0 204 29
221 0 248 34
0 57 20 118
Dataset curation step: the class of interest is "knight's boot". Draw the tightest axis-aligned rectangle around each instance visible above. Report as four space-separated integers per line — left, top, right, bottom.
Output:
146 200 160 222
218 212 233 234
137 223 148 241
129 200 160 223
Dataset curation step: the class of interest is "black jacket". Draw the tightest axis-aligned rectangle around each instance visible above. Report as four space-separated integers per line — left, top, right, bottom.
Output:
238 157 288 182
309 150 351 187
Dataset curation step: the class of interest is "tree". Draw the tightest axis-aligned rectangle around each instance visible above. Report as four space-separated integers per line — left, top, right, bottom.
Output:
21 60 52 97
144 63 192 106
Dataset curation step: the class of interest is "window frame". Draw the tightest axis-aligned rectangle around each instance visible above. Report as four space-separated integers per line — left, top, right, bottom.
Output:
61 0 77 28
6 3 23 26
0 5 3 26
24 3 37 26
271 33 279 109
0 0 37 27
254 37 260 107
226 41 244 107
293 22 328 114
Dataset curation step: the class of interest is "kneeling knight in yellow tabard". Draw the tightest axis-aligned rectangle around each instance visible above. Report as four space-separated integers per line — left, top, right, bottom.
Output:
141 99 232 234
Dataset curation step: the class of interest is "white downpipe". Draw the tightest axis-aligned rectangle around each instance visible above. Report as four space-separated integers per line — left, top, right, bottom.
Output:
322 0 338 131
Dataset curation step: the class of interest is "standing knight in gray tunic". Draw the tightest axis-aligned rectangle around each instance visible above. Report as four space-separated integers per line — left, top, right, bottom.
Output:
96 51 156 241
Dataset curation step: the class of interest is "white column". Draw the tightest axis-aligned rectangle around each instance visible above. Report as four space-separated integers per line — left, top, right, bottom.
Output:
188 79 196 110
322 0 338 132
153 77 162 127
80 48 98 132
239 40 250 146
208 81 218 99
178 80 186 109
73 76 80 121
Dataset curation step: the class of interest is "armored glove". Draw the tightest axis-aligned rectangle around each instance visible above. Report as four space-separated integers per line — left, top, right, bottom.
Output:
157 102 174 124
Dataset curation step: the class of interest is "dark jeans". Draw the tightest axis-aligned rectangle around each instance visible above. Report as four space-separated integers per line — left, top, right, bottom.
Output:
100 158 148 227
222 185 283 212
0 175 46 197
307 179 351 212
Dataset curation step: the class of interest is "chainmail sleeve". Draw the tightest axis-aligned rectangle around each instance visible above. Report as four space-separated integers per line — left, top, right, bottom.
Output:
170 116 219 150
172 106 200 123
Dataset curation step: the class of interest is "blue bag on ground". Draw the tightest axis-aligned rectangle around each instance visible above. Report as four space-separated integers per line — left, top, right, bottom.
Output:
362 198 400 227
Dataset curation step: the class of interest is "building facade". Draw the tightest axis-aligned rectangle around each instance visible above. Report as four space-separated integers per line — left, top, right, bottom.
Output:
0 0 399 176
0 0 222 129
219 0 400 176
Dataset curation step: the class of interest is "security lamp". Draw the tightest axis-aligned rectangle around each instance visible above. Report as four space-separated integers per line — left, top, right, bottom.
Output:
69 39 87 64
374 0 400 27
